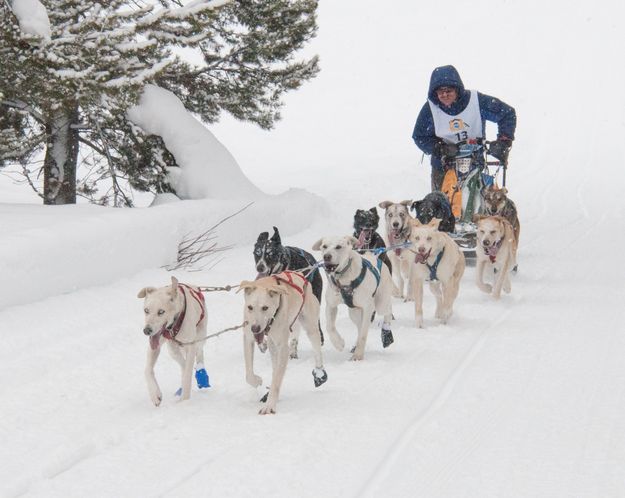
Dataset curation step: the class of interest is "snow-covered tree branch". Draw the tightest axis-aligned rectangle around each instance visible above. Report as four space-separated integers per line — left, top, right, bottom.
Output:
0 0 319 205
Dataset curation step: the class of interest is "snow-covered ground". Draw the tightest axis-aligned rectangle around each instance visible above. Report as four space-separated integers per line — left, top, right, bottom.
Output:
2 1 625 497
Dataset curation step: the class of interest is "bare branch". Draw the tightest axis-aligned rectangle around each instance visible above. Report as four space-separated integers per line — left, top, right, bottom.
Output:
166 201 254 271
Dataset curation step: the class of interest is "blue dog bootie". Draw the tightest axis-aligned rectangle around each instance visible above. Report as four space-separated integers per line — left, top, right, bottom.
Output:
195 363 210 389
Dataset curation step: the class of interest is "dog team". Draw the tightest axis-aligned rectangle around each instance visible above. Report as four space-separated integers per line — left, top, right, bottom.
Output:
138 185 520 414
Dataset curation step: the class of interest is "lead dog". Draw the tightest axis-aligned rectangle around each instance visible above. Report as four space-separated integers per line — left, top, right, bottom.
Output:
138 276 209 406
378 200 414 299
407 219 465 327
239 271 328 414
473 215 517 299
312 236 394 360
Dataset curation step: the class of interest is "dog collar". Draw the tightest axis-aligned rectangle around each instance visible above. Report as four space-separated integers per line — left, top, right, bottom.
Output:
330 257 352 277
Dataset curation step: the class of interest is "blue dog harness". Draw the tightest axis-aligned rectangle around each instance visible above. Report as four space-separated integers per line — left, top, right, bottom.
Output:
330 258 382 308
423 248 446 282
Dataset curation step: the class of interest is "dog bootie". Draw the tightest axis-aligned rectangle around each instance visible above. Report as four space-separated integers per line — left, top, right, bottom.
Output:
312 367 328 387
195 365 210 389
381 327 394 348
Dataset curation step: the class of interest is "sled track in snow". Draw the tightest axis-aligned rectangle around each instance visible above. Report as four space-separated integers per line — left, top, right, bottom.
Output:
356 307 515 498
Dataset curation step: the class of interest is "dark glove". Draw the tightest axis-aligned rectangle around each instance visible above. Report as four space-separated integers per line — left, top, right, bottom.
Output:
433 140 459 158
489 139 512 162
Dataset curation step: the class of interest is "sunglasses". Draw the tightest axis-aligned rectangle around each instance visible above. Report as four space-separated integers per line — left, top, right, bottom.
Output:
436 86 456 95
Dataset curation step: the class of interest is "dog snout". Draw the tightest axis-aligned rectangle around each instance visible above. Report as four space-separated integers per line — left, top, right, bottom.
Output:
392 221 400 228
251 324 261 334
143 326 153 336
482 239 491 247
417 245 427 253
256 262 266 273
323 253 333 263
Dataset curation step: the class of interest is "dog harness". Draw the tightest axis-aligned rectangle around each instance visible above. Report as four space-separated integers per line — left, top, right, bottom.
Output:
150 284 206 350
329 258 382 308
253 271 308 344
417 247 446 282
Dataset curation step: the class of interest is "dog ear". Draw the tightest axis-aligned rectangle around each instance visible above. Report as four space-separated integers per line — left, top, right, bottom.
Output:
137 287 156 298
472 214 486 223
257 231 269 242
347 236 359 248
411 200 422 212
169 276 179 296
400 200 412 207
378 200 392 209
237 280 256 293
312 238 324 251
368 207 377 214
428 218 442 229
410 218 423 227
501 187 508 195
268 286 288 297
271 226 281 245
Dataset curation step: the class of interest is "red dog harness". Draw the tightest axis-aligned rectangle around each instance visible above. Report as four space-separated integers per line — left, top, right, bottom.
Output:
150 284 206 350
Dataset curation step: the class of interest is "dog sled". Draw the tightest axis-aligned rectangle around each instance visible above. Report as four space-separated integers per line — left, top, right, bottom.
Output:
441 139 508 259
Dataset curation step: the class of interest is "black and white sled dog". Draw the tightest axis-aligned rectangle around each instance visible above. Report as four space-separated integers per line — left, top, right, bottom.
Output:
411 191 455 233
352 207 392 274
253 226 323 357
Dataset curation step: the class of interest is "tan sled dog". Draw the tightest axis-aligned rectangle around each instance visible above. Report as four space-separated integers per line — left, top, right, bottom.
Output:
378 200 414 300
408 219 465 327
312 235 394 361
473 215 517 299
138 276 207 406
239 271 328 415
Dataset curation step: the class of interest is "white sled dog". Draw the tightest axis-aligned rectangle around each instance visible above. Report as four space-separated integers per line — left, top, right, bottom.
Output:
239 271 328 415
312 235 394 361
138 276 208 406
408 219 465 327
473 215 517 299
378 200 414 300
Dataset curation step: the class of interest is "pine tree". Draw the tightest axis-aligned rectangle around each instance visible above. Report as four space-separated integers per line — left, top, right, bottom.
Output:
0 0 319 205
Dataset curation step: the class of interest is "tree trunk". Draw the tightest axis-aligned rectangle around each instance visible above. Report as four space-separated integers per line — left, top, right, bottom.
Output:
43 104 79 205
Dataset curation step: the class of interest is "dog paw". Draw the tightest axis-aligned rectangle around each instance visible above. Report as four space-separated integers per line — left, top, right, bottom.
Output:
415 315 424 328
246 374 262 388
312 368 328 387
381 328 394 348
259 403 277 415
350 350 364 361
151 393 162 407
439 309 452 324
479 283 493 294
329 332 345 352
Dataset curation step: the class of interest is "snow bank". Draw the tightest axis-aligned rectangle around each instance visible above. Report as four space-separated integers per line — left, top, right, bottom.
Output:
0 189 328 310
127 85 262 200
11 0 51 41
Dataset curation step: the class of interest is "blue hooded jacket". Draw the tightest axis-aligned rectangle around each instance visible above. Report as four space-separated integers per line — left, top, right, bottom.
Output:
412 65 516 171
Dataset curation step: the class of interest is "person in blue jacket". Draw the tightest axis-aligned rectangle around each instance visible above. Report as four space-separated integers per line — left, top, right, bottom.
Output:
412 65 516 191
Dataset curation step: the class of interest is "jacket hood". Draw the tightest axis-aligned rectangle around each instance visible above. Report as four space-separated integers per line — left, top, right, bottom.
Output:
428 65 467 107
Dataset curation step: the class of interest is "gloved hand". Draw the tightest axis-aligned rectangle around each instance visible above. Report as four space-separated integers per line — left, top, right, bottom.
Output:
489 138 512 162
433 140 459 158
